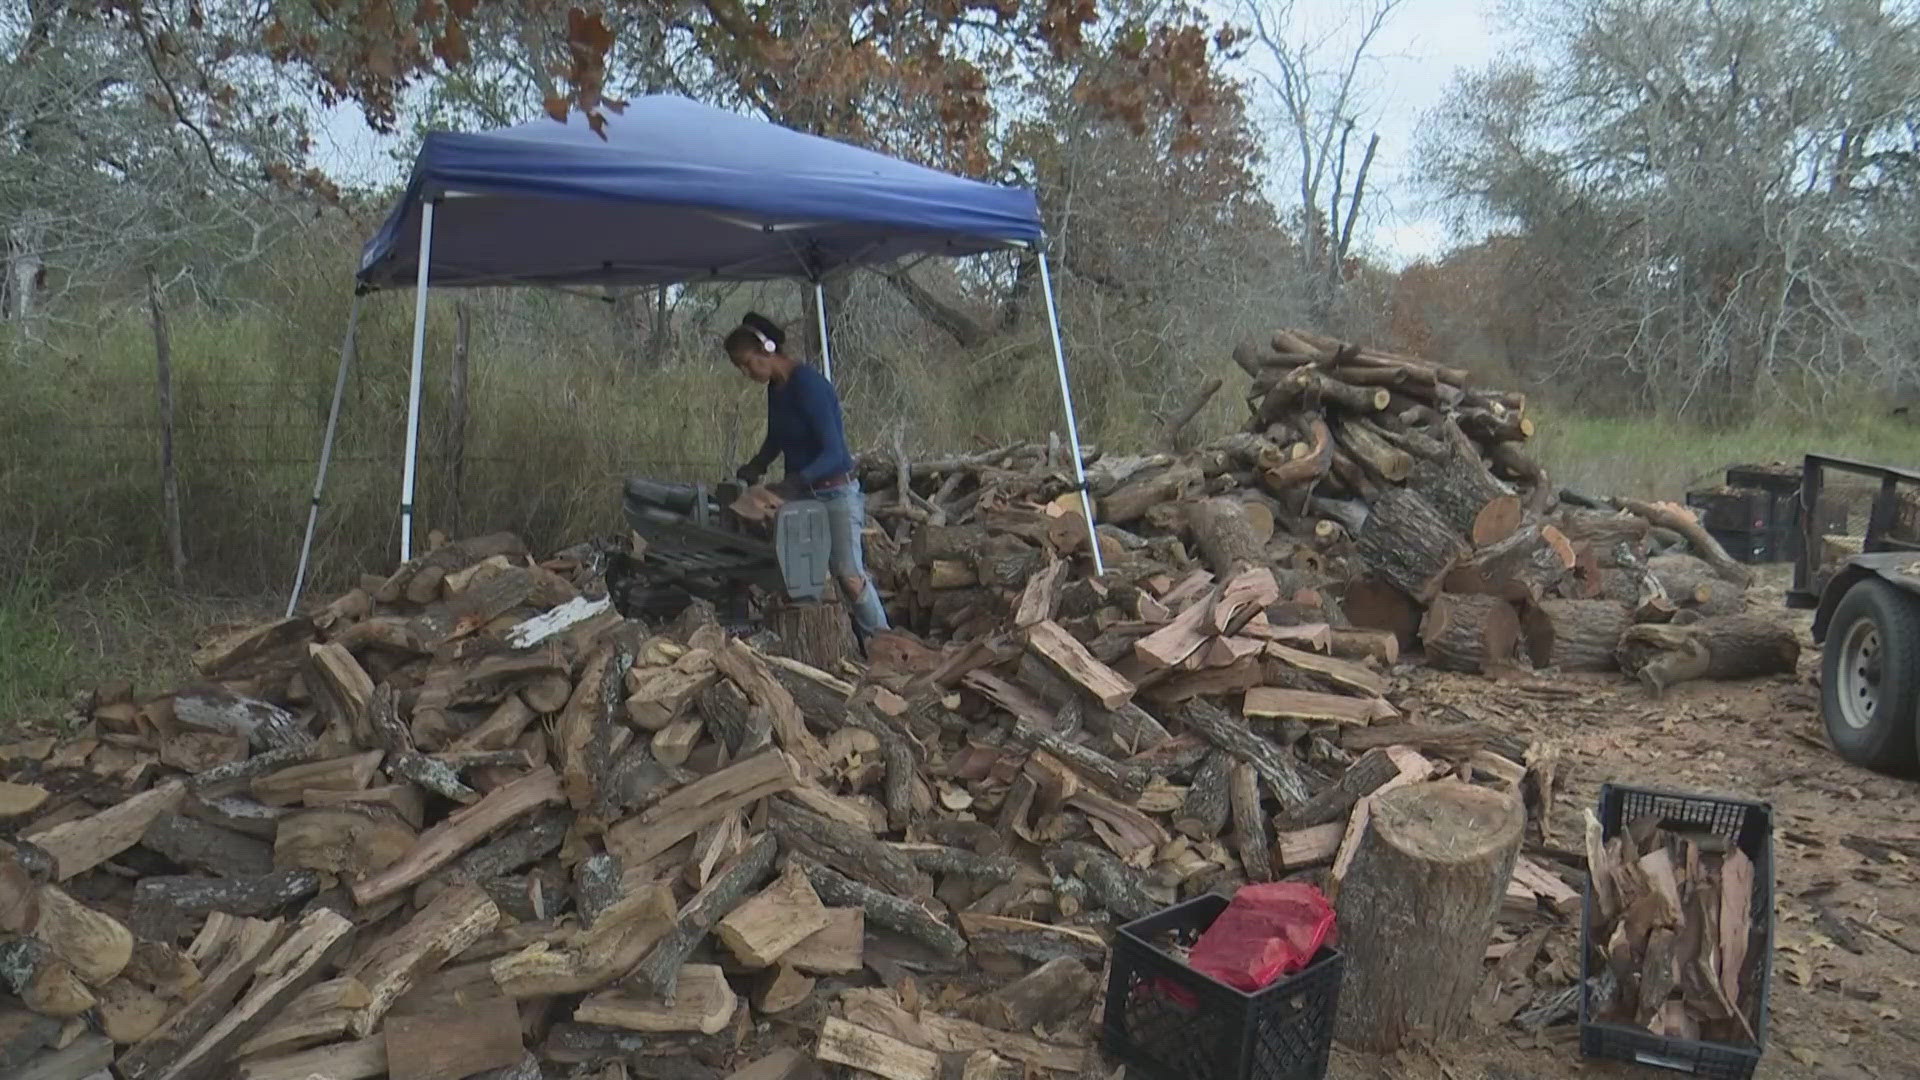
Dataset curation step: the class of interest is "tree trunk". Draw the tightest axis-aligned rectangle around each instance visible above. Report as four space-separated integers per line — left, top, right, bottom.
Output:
1186 497 1264 577
1353 488 1467 604
1556 510 1650 557
1443 524 1576 604
146 268 186 587
1521 599 1631 673
1648 554 1744 616
446 299 471 534
764 598 855 671
1334 783 1523 1051
1616 614 1800 693
1418 595 1521 674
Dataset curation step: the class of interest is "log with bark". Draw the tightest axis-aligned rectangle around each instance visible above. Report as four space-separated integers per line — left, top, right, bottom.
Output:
1522 599 1633 673
1616 614 1801 693
1418 594 1522 674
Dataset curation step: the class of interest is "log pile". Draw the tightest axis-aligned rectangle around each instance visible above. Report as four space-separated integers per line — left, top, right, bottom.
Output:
1582 808 1763 1045
856 330 1763 678
1 530 1597 1077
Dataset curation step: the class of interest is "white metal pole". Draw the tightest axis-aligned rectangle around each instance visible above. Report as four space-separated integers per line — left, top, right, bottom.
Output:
287 294 366 616
813 279 834 382
399 200 437 562
1037 252 1104 575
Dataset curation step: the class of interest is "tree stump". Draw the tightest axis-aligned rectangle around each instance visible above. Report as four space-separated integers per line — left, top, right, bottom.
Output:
764 597 856 671
1334 782 1524 1051
1521 599 1631 673
1418 594 1521 673
1353 488 1468 604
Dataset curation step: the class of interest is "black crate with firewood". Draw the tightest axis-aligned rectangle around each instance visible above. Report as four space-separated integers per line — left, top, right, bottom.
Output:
1579 783 1774 1079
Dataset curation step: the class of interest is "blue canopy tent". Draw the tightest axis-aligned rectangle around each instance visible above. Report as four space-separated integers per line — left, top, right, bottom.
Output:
288 95 1103 613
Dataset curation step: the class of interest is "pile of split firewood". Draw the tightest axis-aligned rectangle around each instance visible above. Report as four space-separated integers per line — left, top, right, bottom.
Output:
856 329 1799 692
1 523 1609 1078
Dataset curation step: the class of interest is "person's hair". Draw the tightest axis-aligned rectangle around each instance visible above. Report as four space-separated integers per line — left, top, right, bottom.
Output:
723 312 786 359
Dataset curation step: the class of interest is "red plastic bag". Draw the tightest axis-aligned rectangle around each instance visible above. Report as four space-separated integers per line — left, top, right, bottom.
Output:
1188 882 1337 992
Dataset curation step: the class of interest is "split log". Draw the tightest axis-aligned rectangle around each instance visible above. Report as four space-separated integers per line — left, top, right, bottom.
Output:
1443 524 1575 604
142 814 274 879
1177 699 1311 809
965 957 1097 1032
128 872 322 939
1354 488 1468 604
351 768 564 906
792 856 965 957
1486 442 1552 514
767 799 930 900
1025 621 1134 709
715 862 831 969
1557 509 1650 555
816 1017 938 1080
0 939 96 1017
957 913 1106 965
234 1037 386 1080
1274 747 1401 831
1174 750 1233 840
1334 782 1524 1051
1418 595 1521 674
1521 599 1631 673
576 962 738 1035
1616 614 1801 693
488 881 676 997
345 885 499 1039
24 781 186 881
117 916 285 1079
1228 763 1273 883
631 833 778 997
1260 416 1334 490
383 996 525 1080
783 907 864 975
1007 717 1148 802
1042 842 1165 922
604 751 796 868
12 1034 112 1080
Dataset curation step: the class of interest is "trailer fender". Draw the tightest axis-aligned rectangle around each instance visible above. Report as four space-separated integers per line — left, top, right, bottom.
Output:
1811 552 1920 642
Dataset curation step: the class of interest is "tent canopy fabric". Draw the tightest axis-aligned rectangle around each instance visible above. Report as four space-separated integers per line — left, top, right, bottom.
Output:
358 95 1044 290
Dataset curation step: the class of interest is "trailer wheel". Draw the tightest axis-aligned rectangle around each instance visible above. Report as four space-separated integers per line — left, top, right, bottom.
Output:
1822 578 1920 772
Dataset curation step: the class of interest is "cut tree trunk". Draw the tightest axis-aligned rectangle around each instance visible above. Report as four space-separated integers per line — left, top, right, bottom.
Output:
1648 554 1745 617
1522 600 1632 674
1443 524 1576 604
1407 426 1522 547
764 598 855 671
1354 488 1468 605
1100 465 1204 525
1616 614 1801 693
1340 577 1421 648
1186 498 1265 578
1419 595 1521 674
1334 782 1524 1051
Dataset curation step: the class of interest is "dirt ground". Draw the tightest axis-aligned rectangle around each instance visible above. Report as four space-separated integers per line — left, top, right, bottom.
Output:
1324 572 1920 1080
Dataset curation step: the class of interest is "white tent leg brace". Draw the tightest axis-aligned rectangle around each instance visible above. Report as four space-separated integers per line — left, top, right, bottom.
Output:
814 279 834 382
1037 252 1104 575
286 294 366 617
399 201 437 562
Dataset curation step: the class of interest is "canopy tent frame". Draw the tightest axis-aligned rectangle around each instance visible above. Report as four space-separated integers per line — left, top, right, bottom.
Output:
287 98 1105 613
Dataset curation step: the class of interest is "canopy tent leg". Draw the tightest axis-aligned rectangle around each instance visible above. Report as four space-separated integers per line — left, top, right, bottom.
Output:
813 279 834 382
398 200 438 562
286 294 366 617
1037 252 1104 575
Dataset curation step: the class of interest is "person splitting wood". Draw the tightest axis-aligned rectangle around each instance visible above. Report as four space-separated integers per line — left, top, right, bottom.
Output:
725 312 890 647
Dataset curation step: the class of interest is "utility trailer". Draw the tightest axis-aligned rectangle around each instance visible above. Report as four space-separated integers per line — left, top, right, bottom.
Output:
1789 454 1920 770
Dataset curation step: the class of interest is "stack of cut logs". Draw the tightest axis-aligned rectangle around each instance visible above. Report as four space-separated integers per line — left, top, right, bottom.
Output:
2 530 1608 1078
857 329 1798 690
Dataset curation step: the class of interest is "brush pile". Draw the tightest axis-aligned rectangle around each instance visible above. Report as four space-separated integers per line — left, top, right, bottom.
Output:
2 514 1599 1077
857 329 1774 683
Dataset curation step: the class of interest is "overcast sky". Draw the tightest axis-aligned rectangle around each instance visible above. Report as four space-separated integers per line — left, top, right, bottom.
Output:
311 0 1503 264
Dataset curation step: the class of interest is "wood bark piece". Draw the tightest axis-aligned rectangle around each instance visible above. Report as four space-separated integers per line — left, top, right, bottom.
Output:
632 834 778 997
815 1017 938 1080
966 957 1096 1032
1177 699 1311 809
1521 599 1631 673
1614 499 1753 588
346 884 500 1038
24 781 185 881
235 1037 386 1080
1175 750 1234 840
146 909 355 1080
382 995 523 1080
1025 621 1133 709
116 916 284 1080
575 963 737 1034
1419 594 1522 674
1228 763 1273 883
782 907 864 975
1334 782 1524 1051
350 767 562 906
793 857 965 958
141 814 274 878
1354 487 1468 604
1616 614 1799 692
715 862 831 969
489 880 675 997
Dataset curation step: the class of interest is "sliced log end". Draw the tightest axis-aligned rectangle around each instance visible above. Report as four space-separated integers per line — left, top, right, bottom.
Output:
1470 496 1526 548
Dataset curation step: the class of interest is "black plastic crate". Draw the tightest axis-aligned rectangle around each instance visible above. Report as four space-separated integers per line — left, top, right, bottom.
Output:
1102 893 1342 1080
1580 783 1774 1079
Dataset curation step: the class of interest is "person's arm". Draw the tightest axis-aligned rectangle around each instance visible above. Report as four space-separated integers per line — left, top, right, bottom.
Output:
739 387 779 480
789 371 853 485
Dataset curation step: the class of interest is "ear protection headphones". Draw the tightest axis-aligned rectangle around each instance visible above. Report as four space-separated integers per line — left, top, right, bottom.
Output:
748 326 776 353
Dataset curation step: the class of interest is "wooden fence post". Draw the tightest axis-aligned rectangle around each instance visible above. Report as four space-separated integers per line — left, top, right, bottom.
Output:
145 267 186 587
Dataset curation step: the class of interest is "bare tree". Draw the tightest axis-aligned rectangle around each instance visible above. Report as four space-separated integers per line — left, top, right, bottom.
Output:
1242 0 1405 316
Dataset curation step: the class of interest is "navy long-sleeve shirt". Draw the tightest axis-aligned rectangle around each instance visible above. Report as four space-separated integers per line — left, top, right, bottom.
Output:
744 364 854 487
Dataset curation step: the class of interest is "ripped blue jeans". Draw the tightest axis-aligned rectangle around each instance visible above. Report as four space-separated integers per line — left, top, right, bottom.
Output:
814 482 889 637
